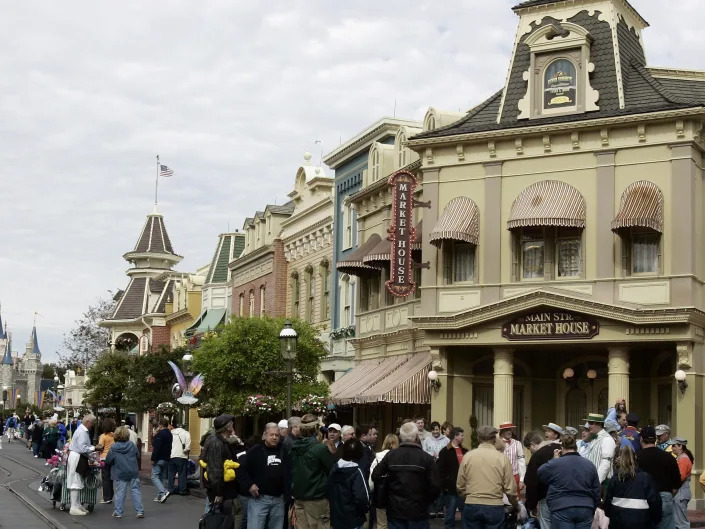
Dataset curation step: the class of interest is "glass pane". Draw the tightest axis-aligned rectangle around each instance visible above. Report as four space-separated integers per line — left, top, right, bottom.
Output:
453 243 475 282
522 240 544 279
632 233 659 273
544 59 577 110
557 238 581 277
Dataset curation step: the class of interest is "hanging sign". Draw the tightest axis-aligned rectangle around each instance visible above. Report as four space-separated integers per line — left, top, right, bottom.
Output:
501 310 599 341
139 334 150 355
386 170 418 297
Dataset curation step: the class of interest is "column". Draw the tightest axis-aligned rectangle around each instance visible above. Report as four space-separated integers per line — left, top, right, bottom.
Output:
493 348 514 425
430 348 451 422
607 346 630 410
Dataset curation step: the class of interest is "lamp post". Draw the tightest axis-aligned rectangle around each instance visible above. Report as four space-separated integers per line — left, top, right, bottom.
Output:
181 352 194 430
279 320 298 418
2 385 7 414
53 374 60 411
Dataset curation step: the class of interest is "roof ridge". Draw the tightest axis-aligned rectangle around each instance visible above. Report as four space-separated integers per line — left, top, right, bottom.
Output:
631 61 696 105
413 90 501 140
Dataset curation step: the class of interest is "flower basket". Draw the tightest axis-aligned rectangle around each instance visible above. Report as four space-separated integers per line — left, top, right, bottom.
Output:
242 395 280 416
156 402 178 415
197 401 219 418
297 394 328 415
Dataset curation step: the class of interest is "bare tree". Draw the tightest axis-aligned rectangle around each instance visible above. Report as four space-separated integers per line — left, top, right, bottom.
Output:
59 293 116 369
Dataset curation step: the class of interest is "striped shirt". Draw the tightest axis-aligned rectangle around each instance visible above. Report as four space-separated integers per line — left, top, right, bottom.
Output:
503 438 526 480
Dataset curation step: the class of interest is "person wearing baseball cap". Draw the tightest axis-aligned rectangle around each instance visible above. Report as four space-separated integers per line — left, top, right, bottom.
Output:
498 422 526 496
655 424 673 453
326 423 342 449
583 413 616 484
637 425 681 529
457 425 519 525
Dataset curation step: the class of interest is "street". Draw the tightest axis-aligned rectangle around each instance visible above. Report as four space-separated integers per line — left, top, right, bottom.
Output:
0 439 204 528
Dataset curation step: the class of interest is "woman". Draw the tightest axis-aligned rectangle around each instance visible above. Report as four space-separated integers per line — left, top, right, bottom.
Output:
43 420 60 463
105 426 144 518
538 433 601 528
670 437 693 529
31 419 44 457
99 418 117 504
605 398 627 426
440 422 453 442
369 434 398 529
604 444 662 528
328 438 370 529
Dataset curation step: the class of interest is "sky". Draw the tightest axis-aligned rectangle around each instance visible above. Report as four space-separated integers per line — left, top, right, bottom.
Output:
0 1 702 363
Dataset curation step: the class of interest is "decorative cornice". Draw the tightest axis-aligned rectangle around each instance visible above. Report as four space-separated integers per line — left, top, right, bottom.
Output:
350 160 423 204
351 326 422 347
228 243 276 270
648 67 705 81
283 217 333 245
165 308 194 325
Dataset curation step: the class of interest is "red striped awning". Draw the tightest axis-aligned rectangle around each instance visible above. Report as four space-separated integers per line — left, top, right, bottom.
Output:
611 180 664 233
430 197 480 247
329 355 410 405
507 180 586 230
363 221 422 268
336 233 382 276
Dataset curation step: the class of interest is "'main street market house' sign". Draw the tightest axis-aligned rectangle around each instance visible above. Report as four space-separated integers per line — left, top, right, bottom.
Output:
386 170 418 297
501 310 599 341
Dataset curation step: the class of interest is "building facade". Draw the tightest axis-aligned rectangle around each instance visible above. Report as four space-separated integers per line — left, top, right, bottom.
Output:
165 268 207 347
0 314 43 408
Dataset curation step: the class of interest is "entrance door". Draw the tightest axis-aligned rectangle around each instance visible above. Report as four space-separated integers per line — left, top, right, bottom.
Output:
563 380 608 427
473 384 525 435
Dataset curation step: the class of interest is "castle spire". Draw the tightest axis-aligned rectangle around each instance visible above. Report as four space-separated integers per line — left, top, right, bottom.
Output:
2 335 12 365
0 303 6 340
31 325 41 355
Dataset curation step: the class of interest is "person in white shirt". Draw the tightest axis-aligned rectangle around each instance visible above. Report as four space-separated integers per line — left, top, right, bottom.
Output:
67 414 101 516
168 423 191 496
583 413 616 484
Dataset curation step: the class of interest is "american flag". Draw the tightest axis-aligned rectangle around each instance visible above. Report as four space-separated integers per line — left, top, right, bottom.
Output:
160 164 174 177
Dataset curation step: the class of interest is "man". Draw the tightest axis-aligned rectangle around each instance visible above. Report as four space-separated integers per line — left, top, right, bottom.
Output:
422 421 449 459
617 411 628 431
168 422 191 496
291 414 334 529
340 425 355 442
415 417 430 443
66 414 102 516
618 413 641 452
151 417 172 503
278 419 289 440
656 424 674 454
240 423 290 529
583 413 615 484
638 426 681 529
326 423 342 449
282 416 301 456
23 411 34 449
372 422 440 529
541 422 563 443
5 414 16 442
457 425 518 528
437 427 467 529
523 430 561 529
203 414 239 519
356 424 378 480
498 422 526 496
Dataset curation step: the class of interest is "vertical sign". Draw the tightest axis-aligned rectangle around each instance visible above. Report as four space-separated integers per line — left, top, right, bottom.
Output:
386 170 417 297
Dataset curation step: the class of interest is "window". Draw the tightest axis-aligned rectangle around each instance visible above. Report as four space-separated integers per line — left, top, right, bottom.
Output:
444 242 476 284
248 290 254 317
341 275 351 325
556 229 581 278
259 286 266 317
397 131 406 168
543 58 577 113
321 263 331 320
359 275 380 312
521 229 545 280
238 293 244 317
306 267 315 322
513 227 583 281
383 267 395 306
291 273 300 316
371 149 380 181
413 260 422 299
631 230 660 274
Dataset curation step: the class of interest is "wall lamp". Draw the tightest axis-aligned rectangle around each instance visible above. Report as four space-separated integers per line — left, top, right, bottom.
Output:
675 369 688 395
427 370 441 391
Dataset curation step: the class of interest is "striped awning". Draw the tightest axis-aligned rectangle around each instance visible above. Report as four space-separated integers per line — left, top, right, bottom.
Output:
611 180 664 233
330 354 432 405
363 221 423 268
507 180 586 230
430 197 480 247
336 233 382 275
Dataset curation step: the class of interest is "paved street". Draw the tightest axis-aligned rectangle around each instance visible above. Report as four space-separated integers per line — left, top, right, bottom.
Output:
0 439 204 528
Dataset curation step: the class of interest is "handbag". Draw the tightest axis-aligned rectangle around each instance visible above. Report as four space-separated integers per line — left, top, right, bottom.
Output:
76 453 90 477
199 504 234 529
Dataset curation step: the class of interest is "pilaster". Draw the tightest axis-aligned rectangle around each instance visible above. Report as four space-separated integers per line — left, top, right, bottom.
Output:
607 346 630 410
493 348 514 425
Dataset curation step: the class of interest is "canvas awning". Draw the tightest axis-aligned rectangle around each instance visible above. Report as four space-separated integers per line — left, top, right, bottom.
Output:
185 308 226 336
611 180 664 233
330 353 432 405
362 221 423 268
507 180 586 230
430 197 480 247
336 233 382 275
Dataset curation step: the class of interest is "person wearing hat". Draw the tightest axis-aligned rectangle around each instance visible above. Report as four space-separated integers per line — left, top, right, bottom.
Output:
541 422 564 443
583 413 616 484
523 431 561 529
576 425 590 458
498 422 526 496
457 425 518 527
637 426 682 529
656 425 674 454
202 414 239 518
669 438 693 529
278 419 289 439
618 413 641 453
327 423 342 449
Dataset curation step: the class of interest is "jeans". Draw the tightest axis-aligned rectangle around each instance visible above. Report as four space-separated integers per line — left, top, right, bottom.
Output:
674 488 690 529
388 519 430 529
102 462 114 501
237 495 250 529
443 493 463 529
549 507 593 529
168 457 188 493
247 494 285 529
114 478 144 516
657 492 675 529
32 442 40 456
462 504 504 529
538 499 552 529
150 460 168 496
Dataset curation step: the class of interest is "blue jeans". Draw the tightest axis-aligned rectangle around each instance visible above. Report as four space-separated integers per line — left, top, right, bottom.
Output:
462 504 504 529
114 478 144 516
247 494 285 529
656 492 675 529
388 520 431 529
238 495 250 529
550 506 593 529
150 460 168 496
538 499 552 529
32 442 40 456
168 457 188 493
444 493 464 529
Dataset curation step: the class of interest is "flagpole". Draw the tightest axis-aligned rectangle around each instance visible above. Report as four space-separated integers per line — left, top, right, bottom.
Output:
155 155 160 210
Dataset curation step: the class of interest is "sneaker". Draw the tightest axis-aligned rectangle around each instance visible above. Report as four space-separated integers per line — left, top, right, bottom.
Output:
153 497 160 502
34 455 38 458
137 513 145 518
112 513 122 518
100 499 113 504
159 491 170 503
70 508 88 516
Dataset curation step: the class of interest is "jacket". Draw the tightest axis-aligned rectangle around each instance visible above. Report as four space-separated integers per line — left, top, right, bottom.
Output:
106 441 139 481
327 460 370 529
239 442 291 502
437 443 468 492
202 432 239 499
44 426 60 444
604 469 662 528
537 452 601 513
57 423 67 442
422 435 449 459
170 427 191 459
524 441 560 512
371 442 441 521
31 424 44 443
151 428 172 463
291 437 334 500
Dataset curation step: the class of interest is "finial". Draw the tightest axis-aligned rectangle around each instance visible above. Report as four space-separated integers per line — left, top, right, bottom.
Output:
303 152 312 164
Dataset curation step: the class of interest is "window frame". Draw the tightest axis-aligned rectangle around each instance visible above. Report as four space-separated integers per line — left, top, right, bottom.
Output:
555 227 582 279
291 272 300 317
622 227 661 276
443 241 477 285
512 227 585 282
259 286 266 317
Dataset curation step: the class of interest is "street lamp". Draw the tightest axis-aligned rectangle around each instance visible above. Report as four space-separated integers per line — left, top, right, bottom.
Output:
181 352 194 430
279 320 298 418
2 385 7 414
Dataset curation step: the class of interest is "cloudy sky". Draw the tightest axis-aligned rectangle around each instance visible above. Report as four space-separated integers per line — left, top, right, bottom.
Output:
0 1 701 363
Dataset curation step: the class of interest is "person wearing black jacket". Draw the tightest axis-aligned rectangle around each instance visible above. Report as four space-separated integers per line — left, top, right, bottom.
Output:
371 422 441 528
328 438 370 529
150 418 172 503
202 414 240 519
239 423 291 529
31 419 44 457
436 427 467 529
522 431 561 527
637 426 681 529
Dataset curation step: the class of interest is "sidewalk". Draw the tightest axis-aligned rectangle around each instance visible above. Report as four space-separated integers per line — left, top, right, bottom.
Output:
138 452 206 499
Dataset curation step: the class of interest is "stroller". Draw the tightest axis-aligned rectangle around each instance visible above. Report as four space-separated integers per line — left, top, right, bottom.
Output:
40 465 64 507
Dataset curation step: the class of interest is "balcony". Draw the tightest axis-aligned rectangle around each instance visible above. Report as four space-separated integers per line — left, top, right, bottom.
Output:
356 299 421 337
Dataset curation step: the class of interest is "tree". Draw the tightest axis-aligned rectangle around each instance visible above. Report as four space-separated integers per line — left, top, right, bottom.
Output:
60 294 116 368
193 317 329 415
41 363 67 381
84 351 131 420
125 346 188 413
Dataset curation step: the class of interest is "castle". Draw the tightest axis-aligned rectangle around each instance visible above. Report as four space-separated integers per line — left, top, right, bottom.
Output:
0 307 43 408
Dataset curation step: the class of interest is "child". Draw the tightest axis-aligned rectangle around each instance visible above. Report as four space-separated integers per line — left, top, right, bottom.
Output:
105 426 144 519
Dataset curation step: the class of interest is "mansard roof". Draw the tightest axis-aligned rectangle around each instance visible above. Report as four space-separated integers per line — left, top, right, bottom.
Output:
205 233 245 285
127 213 180 258
107 277 173 321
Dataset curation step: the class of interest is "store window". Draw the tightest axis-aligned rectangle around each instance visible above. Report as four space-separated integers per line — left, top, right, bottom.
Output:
291 272 300 317
443 242 476 284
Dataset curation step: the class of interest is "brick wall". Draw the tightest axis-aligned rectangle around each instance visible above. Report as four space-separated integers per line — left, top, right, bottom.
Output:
151 325 171 351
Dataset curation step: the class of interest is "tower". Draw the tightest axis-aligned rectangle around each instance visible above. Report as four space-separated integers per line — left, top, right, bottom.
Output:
23 325 42 406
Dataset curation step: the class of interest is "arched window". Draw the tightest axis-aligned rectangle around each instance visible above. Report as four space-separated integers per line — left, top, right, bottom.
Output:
340 274 351 326
397 131 406 168
305 266 315 322
371 149 380 181
248 290 255 317
238 293 244 317
543 58 577 112
259 286 266 317
291 272 300 317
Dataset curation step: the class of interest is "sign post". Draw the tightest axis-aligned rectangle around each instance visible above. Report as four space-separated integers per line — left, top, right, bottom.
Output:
386 170 418 298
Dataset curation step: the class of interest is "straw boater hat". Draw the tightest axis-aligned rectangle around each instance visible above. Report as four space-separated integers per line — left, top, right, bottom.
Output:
541 422 564 435
497 422 516 431
584 412 606 423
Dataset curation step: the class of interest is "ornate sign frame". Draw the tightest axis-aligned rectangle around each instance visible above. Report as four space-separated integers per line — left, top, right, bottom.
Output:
501 309 599 341
386 170 418 297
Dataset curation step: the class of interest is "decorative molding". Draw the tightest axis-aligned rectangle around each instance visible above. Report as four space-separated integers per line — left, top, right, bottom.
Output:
543 135 551 153
571 131 580 150
676 342 693 370
601 129 609 146
515 137 524 155
625 327 670 335
638 124 646 142
425 147 434 164
488 141 496 158
676 120 685 139
456 144 465 161
439 331 479 340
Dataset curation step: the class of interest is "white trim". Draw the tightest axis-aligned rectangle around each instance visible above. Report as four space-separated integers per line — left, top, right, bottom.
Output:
611 497 649 509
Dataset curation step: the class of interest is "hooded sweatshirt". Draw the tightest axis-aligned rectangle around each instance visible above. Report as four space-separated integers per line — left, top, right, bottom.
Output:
327 459 370 529
106 441 139 481
291 437 334 500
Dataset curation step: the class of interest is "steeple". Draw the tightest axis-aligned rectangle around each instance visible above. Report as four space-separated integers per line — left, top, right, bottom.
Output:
2 336 12 365
122 212 183 272
31 325 41 355
0 303 6 340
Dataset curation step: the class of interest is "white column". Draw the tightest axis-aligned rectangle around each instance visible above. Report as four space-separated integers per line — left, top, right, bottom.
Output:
608 346 630 410
493 348 514 425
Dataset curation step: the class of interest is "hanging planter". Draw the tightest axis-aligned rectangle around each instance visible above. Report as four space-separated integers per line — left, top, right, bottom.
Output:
156 402 178 415
197 401 219 418
242 395 280 416
297 394 328 415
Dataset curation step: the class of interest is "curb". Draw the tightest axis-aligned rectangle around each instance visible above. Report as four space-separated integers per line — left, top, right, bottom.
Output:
4 482 71 529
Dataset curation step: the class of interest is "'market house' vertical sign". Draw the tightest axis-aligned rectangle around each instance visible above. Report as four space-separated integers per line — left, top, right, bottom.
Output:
386 170 418 297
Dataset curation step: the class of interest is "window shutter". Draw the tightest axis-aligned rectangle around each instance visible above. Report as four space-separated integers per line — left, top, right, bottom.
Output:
511 233 519 282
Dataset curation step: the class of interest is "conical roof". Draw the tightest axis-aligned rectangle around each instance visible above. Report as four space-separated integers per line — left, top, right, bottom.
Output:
31 325 41 355
131 213 178 256
0 303 5 340
2 337 12 365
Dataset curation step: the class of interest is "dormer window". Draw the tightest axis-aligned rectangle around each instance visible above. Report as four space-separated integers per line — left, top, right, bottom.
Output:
543 58 577 113
371 149 380 181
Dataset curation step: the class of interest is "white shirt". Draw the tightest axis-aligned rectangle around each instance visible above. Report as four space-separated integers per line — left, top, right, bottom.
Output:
170 427 192 459
69 424 93 454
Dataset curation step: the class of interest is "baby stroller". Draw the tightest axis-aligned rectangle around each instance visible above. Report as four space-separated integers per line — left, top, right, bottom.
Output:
40 466 64 508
